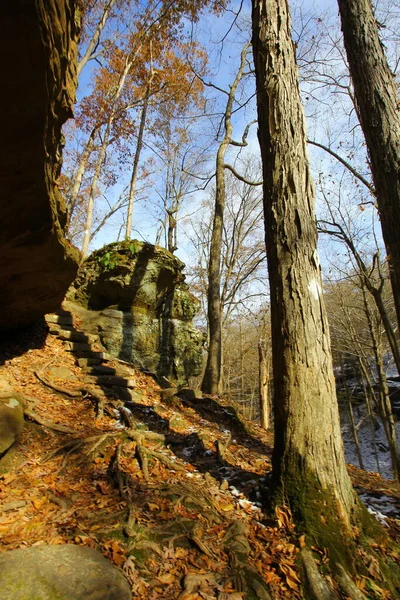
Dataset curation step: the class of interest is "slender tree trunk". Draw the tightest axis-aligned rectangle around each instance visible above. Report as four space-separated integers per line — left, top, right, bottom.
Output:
79 55 134 255
258 338 270 430
252 0 358 545
338 0 400 333
81 120 111 258
125 84 151 240
370 286 400 380
340 357 364 470
362 286 400 480
66 127 97 230
77 0 118 77
202 43 250 394
361 377 381 474
167 209 178 253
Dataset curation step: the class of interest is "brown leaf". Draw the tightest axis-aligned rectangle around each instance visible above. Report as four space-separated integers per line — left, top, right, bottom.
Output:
156 573 175 585
281 563 300 583
275 505 294 530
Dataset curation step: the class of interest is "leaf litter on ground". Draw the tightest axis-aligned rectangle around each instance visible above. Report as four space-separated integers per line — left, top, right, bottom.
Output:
0 318 399 599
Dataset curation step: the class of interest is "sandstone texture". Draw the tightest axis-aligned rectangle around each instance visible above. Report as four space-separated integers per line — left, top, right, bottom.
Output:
67 241 204 384
0 0 80 329
0 544 132 600
0 379 24 455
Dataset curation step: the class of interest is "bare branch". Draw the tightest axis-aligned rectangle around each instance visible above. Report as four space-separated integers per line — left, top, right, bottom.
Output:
223 163 263 186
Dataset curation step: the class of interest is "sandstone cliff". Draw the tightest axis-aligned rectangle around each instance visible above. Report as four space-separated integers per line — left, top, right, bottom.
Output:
0 0 80 329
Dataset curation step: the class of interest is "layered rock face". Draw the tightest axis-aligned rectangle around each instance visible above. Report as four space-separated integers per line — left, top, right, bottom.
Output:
67 241 204 385
0 0 80 329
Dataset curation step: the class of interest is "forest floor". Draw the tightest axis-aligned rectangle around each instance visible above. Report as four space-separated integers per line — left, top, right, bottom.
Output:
0 319 399 599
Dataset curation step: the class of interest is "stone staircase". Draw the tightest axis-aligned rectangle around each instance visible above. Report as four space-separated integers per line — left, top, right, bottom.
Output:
44 309 139 413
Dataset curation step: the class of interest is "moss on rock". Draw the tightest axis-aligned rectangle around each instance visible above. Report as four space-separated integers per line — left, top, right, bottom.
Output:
67 241 203 384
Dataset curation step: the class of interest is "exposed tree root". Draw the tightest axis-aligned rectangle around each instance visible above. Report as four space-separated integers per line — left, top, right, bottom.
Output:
188 526 215 558
336 564 368 600
35 365 117 420
301 549 336 600
215 433 232 462
46 490 73 509
35 370 82 397
135 442 149 480
124 502 137 538
146 448 187 471
24 409 78 434
42 432 119 463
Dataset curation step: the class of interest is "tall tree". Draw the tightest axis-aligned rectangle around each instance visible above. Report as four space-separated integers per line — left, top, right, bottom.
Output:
202 42 259 394
252 0 358 551
337 0 400 333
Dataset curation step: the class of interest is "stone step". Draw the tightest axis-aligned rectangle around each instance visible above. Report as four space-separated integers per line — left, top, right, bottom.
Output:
85 375 136 389
48 325 74 334
76 357 103 367
57 330 99 345
63 341 93 353
74 350 110 360
45 314 74 326
84 365 116 376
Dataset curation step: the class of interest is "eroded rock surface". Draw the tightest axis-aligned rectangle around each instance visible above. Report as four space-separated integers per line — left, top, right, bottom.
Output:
67 241 204 384
0 544 132 600
0 380 24 455
0 0 80 329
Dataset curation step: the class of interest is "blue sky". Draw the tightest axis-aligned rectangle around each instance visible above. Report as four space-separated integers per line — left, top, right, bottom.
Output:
64 0 388 287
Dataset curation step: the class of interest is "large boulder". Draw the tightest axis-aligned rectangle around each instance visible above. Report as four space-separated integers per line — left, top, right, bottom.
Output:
67 241 204 384
0 544 131 600
0 380 24 455
0 0 80 329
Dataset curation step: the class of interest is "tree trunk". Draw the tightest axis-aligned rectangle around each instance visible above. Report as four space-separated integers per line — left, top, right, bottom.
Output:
167 210 177 253
202 43 250 394
362 286 400 481
66 127 96 230
125 84 151 240
258 338 270 430
81 119 111 258
340 358 364 470
338 0 400 334
252 0 358 548
77 0 118 77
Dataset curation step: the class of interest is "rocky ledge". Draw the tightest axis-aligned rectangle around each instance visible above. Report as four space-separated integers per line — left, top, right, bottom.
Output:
67 241 204 385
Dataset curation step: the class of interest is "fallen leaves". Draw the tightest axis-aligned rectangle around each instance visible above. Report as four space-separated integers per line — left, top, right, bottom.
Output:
275 505 295 531
1 322 398 600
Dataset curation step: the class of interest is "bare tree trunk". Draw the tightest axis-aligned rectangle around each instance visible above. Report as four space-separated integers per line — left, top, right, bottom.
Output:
252 0 358 545
319 219 400 379
258 338 270 430
338 0 400 333
340 358 364 470
362 286 400 481
79 55 134 255
77 0 118 77
361 377 381 475
81 119 111 258
167 209 178 253
125 84 151 240
202 43 250 394
66 127 97 230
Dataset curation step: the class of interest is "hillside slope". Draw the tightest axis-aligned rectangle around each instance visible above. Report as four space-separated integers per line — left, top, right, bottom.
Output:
0 311 399 599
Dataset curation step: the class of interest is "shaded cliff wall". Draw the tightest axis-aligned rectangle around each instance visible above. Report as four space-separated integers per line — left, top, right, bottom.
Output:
0 0 80 329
